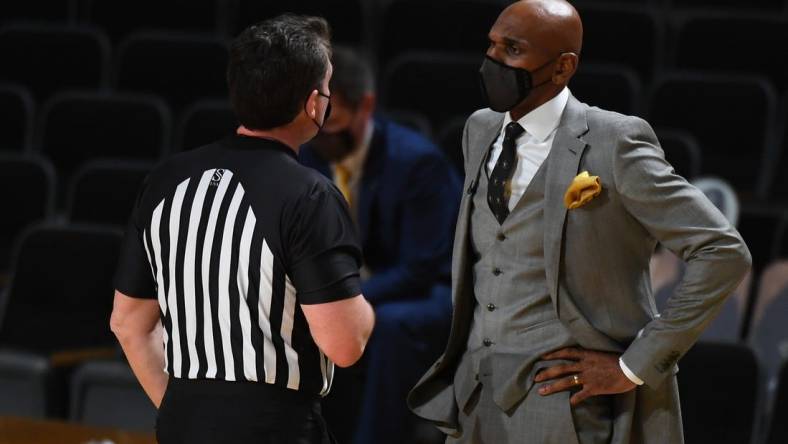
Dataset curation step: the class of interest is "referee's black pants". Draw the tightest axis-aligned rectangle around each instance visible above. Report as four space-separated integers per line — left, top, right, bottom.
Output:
156 377 337 444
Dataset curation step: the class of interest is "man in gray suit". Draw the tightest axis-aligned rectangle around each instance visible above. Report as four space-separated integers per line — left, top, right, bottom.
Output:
408 0 752 443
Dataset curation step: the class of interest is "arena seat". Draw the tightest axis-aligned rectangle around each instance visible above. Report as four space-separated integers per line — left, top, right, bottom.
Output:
0 224 121 354
176 100 236 151
379 0 502 60
0 84 34 152
677 342 759 444
0 350 51 418
115 32 228 111
573 5 662 82
0 156 55 271
750 261 788 379
654 128 702 181
38 91 170 181
70 360 156 432
83 0 219 43
571 63 642 116
766 362 788 444
675 16 788 93
0 24 109 101
648 73 778 197
66 160 151 226
381 52 483 130
232 0 365 46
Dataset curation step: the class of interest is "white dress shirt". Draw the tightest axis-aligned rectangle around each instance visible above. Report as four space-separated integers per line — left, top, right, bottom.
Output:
485 87 644 386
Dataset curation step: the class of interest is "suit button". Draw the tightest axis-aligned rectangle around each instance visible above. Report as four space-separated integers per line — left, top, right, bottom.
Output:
483 338 494 347
487 303 496 312
497 233 506 241
492 268 502 276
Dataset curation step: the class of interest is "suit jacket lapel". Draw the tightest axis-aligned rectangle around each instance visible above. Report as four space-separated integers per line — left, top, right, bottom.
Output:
448 113 503 356
543 96 589 311
357 123 386 246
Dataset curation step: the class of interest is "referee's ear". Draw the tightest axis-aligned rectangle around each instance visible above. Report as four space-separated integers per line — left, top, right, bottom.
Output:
305 89 320 121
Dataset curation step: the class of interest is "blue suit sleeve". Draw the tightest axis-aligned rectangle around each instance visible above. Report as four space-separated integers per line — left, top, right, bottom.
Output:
362 151 461 304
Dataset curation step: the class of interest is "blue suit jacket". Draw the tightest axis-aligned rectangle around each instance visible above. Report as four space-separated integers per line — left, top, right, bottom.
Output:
300 117 461 304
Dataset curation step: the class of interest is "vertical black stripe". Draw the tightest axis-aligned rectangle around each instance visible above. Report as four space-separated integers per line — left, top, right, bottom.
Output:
246 229 266 383
174 179 197 376
269 257 289 387
158 196 175 375
194 182 217 379
208 175 236 379
228 199 249 380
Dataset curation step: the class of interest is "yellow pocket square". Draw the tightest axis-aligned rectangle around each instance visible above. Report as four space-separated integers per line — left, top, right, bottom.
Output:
564 171 602 209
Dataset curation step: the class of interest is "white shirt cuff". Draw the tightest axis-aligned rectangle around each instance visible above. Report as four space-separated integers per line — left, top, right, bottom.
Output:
619 357 644 385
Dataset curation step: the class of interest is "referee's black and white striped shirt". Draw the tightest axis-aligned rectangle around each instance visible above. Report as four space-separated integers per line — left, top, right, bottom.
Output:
115 135 362 396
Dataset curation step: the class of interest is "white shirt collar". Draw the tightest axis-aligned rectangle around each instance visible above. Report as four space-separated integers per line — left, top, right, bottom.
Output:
503 87 570 143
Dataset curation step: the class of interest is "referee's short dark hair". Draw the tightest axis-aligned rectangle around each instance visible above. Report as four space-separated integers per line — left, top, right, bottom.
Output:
227 14 332 130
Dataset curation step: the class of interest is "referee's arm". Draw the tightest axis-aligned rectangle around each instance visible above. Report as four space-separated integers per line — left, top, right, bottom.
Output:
110 291 167 407
302 295 375 367
287 181 375 367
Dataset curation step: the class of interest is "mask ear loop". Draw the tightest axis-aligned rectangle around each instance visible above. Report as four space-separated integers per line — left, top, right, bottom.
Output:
305 90 332 130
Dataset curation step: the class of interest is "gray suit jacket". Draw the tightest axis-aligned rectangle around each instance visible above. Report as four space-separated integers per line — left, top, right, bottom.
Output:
408 95 752 443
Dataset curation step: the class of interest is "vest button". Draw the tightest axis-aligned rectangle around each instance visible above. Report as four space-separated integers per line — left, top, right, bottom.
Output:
497 233 506 242
487 303 496 312
483 338 494 347
492 268 502 276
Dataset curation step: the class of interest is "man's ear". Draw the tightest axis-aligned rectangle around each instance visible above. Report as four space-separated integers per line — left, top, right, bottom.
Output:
554 53 579 84
358 93 376 122
305 89 320 119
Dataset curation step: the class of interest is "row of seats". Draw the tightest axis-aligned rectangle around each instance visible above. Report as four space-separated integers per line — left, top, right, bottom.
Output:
2 343 787 444
2 64 788 200
3 9 788 100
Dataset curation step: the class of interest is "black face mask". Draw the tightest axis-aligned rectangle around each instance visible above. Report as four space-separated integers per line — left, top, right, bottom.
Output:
308 91 332 130
479 55 559 112
311 129 356 163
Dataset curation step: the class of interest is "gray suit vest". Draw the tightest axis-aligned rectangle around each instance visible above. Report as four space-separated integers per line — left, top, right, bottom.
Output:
454 148 577 410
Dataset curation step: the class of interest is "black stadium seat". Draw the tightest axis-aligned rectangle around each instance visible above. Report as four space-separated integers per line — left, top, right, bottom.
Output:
669 0 787 12
70 360 157 432
0 156 55 270
115 32 229 111
737 209 784 274
767 363 788 444
571 63 642 116
677 342 759 444
750 261 788 379
381 52 484 130
0 0 76 22
66 160 151 226
379 0 503 61
437 117 468 177
654 128 702 180
675 16 788 93
231 0 365 46
0 224 121 354
764 96 788 201
573 5 662 82
0 84 34 152
83 0 219 43
38 91 170 180
176 100 237 151
0 350 51 418
648 73 777 197
0 24 109 101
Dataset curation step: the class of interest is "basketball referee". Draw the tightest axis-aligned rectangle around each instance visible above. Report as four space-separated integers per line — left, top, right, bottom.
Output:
110 15 375 444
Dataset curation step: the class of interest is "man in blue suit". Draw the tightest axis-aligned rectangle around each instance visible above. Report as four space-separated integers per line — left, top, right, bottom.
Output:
300 46 461 444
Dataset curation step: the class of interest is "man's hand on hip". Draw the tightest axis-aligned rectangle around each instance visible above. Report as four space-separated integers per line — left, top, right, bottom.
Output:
534 347 637 406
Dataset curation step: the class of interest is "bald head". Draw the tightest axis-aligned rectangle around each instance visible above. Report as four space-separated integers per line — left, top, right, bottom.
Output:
498 0 583 56
484 0 583 119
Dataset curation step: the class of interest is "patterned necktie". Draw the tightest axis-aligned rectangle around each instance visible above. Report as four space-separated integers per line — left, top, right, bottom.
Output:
487 121 525 224
334 164 353 208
